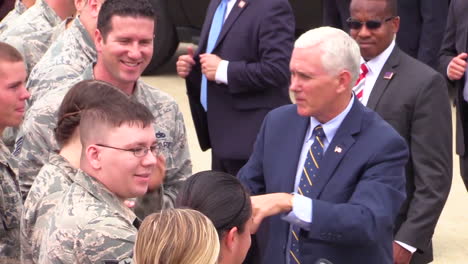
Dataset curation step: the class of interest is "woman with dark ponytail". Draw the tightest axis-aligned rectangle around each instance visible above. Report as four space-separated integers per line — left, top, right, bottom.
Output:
176 170 253 264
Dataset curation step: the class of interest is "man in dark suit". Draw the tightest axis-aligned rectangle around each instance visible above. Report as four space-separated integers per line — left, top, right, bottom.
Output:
323 0 449 69
322 0 351 32
349 0 452 263
176 0 294 175
238 26 408 264
439 0 468 192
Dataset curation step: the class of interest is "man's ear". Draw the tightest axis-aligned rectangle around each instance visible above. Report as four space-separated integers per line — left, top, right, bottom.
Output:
392 16 400 34
337 70 352 94
74 0 86 14
89 0 101 18
86 145 102 169
95 29 103 52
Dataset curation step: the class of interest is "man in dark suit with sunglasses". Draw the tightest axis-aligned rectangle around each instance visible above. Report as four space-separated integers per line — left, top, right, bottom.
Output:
323 0 449 69
349 0 452 263
439 0 468 192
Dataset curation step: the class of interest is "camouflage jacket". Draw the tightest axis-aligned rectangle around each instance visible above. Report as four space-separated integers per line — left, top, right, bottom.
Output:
0 140 22 264
15 64 192 217
0 0 27 35
21 153 77 264
38 170 138 264
0 0 62 75
26 17 96 106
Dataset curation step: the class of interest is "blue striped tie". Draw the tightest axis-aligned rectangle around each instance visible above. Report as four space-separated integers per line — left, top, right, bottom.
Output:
200 0 228 111
289 125 325 264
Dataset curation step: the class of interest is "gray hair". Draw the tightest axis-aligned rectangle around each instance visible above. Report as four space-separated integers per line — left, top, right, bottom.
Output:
295 27 360 85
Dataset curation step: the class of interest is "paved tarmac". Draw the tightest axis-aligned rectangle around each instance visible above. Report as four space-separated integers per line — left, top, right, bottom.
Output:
142 44 468 264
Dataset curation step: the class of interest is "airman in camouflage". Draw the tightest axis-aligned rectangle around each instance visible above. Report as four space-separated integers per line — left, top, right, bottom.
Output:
21 153 76 264
26 15 97 106
0 0 75 75
2 126 18 151
0 0 29 35
21 79 139 264
0 42 30 264
15 64 192 215
0 141 23 264
15 13 98 195
38 81 156 263
38 169 138 264
13 88 65 199
0 0 71 151
15 0 192 217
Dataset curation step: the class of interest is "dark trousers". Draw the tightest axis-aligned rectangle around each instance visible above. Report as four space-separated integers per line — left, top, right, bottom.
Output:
211 153 248 176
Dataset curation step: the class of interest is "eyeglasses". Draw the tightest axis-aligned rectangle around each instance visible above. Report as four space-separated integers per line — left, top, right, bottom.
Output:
346 16 395 30
96 143 158 157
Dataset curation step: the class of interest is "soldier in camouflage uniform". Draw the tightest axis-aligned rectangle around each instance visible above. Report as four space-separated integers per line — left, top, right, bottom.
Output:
14 0 102 196
0 0 35 35
38 84 157 263
0 43 30 264
21 153 76 264
21 80 133 264
0 142 22 264
26 0 102 106
0 0 72 150
0 0 76 75
15 0 191 217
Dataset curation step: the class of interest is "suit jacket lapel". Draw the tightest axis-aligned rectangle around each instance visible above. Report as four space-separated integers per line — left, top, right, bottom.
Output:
367 47 400 110
309 98 362 198
213 0 249 51
461 2 468 52
197 0 221 55
461 24 468 53
283 113 311 192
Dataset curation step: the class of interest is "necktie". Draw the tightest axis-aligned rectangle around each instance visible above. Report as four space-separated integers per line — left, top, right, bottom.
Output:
289 125 326 264
353 63 368 101
200 0 228 111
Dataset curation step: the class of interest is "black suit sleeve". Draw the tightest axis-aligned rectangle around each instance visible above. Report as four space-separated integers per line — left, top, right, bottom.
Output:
323 0 343 29
322 0 350 31
227 0 294 94
237 111 269 195
417 0 448 67
394 73 453 251
439 0 459 78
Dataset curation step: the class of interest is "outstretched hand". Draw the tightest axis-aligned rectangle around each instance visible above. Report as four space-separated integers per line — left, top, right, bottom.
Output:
250 193 293 233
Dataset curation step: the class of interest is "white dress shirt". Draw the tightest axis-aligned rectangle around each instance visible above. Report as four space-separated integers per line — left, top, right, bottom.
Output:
360 40 395 106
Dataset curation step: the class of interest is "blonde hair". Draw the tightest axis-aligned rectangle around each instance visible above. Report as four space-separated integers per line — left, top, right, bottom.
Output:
134 208 220 264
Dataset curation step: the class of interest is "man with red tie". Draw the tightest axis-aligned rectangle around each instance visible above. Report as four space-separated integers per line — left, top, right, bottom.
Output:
349 0 452 263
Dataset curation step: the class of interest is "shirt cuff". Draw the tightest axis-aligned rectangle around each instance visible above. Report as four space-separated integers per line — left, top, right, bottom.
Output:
282 194 313 230
395 240 417 254
215 60 229 84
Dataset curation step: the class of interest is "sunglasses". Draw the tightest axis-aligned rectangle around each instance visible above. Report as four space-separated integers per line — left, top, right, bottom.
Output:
346 16 395 30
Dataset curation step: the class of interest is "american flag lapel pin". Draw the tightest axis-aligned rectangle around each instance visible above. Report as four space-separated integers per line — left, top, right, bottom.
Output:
238 0 246 8
334 146 342 153
383 72 394 80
